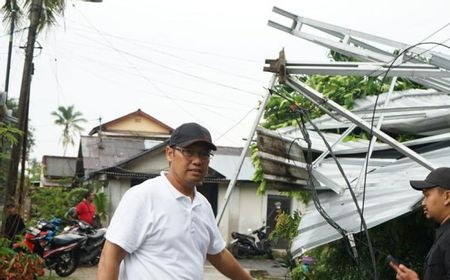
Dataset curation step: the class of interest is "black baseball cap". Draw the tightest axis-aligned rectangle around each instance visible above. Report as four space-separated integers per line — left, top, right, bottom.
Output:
169 122 217 151
410 167 450 190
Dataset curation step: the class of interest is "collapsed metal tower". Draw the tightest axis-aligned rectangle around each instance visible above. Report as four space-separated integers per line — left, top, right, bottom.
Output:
261 7 450 256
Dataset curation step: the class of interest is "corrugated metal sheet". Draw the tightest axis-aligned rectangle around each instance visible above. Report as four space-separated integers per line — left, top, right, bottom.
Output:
43 156 77 177
277 125 450 155
80 136 145 176
291 146 450 257
310 89 450 136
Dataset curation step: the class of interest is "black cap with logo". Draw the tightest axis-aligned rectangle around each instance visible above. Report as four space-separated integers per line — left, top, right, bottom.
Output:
410 167 450 190
169 122 217 151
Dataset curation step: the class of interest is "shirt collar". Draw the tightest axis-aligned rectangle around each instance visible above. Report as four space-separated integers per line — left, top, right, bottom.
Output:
161 171 200 204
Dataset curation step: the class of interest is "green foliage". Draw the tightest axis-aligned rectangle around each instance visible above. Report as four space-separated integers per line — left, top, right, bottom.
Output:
26 158 41 183
2 0 66 32
30 187 87 220
0 122 22 146
270 210 303 279
93 191 108 220
306 210 433 279
51 105 86 155
270 210 301 245
0 237 45 279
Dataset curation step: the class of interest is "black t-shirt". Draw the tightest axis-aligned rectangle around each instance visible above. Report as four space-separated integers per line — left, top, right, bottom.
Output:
423 219 450 280
4 214 25 240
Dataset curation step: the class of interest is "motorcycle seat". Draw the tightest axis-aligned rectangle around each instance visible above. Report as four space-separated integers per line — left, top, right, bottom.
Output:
87 229 106 241
51 233 86 247
231 232 255 241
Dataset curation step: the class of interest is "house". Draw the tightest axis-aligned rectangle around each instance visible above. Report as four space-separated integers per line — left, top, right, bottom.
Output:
76 109 300 244
76 109 173 179
87 143 302 244
88 109 173 140
40 155 77 187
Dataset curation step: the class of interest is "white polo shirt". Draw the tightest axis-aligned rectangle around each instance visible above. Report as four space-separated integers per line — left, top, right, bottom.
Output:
106 172 225 280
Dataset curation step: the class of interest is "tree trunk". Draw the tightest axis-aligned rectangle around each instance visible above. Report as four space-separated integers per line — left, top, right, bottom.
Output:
2 0 42 230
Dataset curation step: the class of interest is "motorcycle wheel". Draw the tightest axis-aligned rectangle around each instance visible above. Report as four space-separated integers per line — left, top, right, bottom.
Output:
90 255 100 265
54 252 78 277
231 243 246 259
265 247 273 259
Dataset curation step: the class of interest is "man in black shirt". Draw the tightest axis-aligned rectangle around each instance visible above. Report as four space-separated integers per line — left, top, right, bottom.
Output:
3 203 25 240
391 167 450 280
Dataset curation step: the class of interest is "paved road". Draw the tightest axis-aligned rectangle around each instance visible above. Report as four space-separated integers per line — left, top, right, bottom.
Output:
45 259 288 279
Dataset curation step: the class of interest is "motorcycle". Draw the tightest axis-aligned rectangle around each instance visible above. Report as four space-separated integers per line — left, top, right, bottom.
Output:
14 220 106 277
230 225 272 259
63 220 106 265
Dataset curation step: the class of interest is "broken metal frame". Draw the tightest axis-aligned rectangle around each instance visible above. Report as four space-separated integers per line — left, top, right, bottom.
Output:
216 75 277 225
268 6 450 92
264 50 436 171
263 61 450 78
283 74 436 171
270 6 450 70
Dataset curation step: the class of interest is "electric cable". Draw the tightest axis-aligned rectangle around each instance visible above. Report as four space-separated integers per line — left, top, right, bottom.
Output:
60 16 262 64
67 8 264 98
272 90 363 270
271 88 377 278
347 41 450 278
300 108 377 279
214 106 256 142
359 41 450 235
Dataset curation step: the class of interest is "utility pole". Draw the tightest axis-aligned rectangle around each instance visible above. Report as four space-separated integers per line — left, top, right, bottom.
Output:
4 0 43 214
4 0 17 96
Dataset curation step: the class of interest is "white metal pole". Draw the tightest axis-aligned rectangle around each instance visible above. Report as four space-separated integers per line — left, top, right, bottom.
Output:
216 75 277 225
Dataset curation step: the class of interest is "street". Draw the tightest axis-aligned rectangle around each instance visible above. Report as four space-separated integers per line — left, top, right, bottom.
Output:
44 259 288 279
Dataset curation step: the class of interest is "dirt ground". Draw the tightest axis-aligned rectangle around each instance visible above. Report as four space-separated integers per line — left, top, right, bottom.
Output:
44 258 288 279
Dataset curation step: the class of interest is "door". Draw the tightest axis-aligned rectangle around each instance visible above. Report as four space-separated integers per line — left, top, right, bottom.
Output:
266 194 291 249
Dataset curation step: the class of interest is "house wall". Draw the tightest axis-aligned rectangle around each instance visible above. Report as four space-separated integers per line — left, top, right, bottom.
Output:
217 183 306 245
217 182 267 244
126 152 168 173
107 116 170 134
106 178 131 221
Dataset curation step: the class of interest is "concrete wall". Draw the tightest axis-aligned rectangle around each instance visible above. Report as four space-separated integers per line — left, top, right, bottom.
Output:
106 178 131 222
217 183 306 245
105 176 305 246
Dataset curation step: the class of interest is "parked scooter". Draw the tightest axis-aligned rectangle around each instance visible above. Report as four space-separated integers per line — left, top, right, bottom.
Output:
14 226 86 277
230 225 272 259
63 220 106 265
14 220 106 277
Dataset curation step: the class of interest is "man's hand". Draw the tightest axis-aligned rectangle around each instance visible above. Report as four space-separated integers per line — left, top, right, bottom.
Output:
207 249 252 280
390 263 420 280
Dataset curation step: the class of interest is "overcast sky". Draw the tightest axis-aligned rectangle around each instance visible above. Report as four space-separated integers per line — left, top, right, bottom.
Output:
1 0 449 160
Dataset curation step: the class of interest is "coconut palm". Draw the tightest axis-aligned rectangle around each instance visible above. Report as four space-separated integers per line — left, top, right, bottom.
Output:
1 0 66 32
51 105 86 155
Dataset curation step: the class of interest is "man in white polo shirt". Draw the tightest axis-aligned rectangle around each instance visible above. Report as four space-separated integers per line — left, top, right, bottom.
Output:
97 123 252 280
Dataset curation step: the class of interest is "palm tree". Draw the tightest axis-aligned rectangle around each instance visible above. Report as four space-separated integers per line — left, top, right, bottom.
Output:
51 105 86 155
2 0 101 234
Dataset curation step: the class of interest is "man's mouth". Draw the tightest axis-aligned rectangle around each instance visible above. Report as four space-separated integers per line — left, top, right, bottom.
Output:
188 169 202 175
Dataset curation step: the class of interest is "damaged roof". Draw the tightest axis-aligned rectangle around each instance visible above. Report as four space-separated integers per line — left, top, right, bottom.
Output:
292 146 450 256
310 89 450 136
263 6 450 257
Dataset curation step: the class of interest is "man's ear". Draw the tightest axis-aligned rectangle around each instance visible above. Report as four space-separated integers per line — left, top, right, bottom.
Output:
165 146 173 163
444 190 450 206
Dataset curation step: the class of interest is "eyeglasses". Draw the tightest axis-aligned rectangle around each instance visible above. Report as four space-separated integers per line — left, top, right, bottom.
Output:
173 147 213 160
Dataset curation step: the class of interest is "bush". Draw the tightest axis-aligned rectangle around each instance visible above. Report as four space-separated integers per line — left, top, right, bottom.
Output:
0 238 45 279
